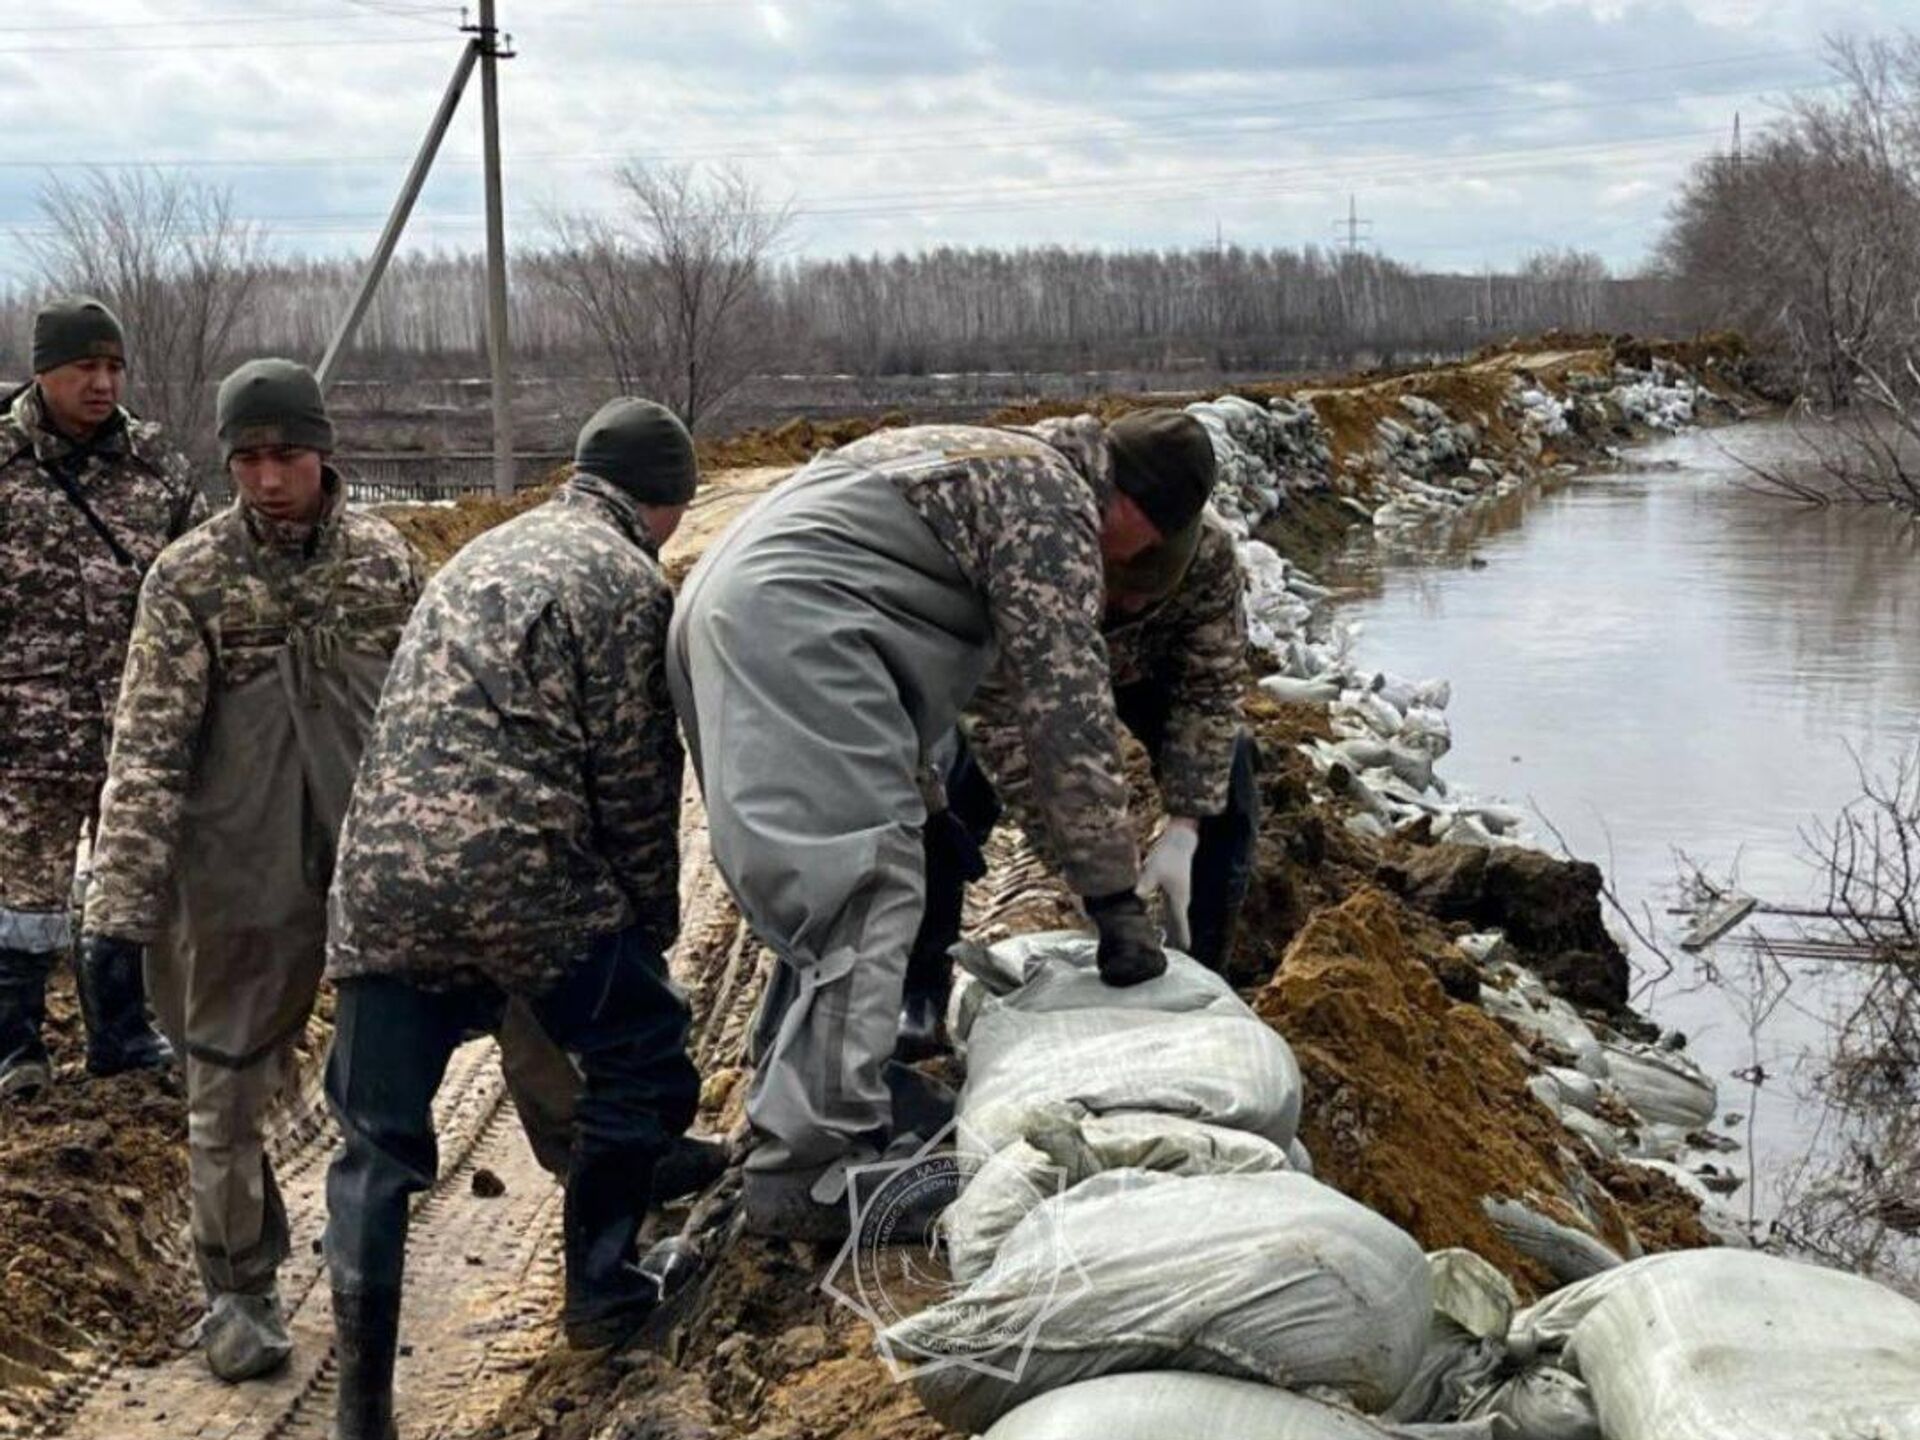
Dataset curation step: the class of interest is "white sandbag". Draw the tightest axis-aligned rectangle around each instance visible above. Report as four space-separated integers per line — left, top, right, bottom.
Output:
1264 674 1342 704
982 1372 1407 1440
957 942 1301 1156
1462 1366 1600 1440
1386 1252 1517 1424
1597 1042 1716 1130
949 931 1239 1047
943 1108 1292 1281
892 1171 1433 1433
1544 1250 1920 1440
1480 1198 1621 1285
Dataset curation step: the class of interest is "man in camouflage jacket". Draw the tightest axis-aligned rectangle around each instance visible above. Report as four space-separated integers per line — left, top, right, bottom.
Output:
322 399 703 1440
900 509 1260 1057
668 408 1216 1239
84 359 422 1383
0 298 204 1101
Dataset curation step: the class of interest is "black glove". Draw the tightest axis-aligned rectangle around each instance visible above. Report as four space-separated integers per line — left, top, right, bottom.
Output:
1085 890 1167 987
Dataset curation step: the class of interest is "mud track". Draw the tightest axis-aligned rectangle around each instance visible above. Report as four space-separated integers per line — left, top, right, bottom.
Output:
16 1038 559 1440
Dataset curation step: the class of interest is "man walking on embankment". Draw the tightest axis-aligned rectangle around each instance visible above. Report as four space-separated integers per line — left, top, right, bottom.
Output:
85 359 422 1382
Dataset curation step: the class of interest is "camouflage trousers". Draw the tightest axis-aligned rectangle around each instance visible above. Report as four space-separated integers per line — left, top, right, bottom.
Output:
0 774 96 955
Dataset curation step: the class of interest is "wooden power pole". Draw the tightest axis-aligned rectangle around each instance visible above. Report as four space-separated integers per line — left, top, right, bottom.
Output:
476 0 515 497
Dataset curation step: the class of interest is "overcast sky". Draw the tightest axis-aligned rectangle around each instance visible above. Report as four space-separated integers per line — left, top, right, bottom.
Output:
0 0 1910 281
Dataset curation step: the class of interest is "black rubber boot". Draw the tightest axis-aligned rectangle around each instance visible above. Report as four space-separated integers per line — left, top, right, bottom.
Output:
0 949 53 1102
647 1133 730 1208
894 940 956 1063
330 1288 400 1440
75 935 173 1077
562 1155 660 1350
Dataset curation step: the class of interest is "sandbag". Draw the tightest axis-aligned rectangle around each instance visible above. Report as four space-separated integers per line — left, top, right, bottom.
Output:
1515 1250 1920 1440
1597 1042 1716 1130
943 1107 1292 1281
1385 1252 1516 1424
889 1170 1432 1433
956 939 1300 1156
1480 1199 1621 1286
1462 1367 1600 1440
981 1371 1406 1440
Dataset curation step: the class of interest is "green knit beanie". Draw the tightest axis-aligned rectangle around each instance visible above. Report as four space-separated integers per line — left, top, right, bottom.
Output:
574 398 698 504
32 297 125 375
216 358 335 461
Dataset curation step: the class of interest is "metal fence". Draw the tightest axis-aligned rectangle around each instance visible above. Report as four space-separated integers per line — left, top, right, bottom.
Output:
335 451 570 503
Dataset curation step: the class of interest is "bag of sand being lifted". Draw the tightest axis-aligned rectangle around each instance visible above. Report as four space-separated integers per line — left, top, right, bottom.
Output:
1509 1249 1920 1440
952 933 1302 1156
886 1169 1432 1434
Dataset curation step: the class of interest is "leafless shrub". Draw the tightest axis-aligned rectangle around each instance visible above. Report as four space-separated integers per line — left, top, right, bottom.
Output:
18 168 267 461
535 163 794 430
1766 748 1920 1289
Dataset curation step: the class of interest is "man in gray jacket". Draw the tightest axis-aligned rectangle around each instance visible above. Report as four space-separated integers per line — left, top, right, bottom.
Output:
670 410 1216 1240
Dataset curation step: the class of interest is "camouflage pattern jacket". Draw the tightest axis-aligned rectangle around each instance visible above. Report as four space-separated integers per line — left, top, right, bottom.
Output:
832 417 1138 899
85 479 422 941
326 473 684 995
969 513 1248 847
0 384 206 782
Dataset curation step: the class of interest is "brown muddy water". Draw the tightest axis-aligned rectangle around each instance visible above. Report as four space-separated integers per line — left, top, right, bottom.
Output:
1327 417 1920 1232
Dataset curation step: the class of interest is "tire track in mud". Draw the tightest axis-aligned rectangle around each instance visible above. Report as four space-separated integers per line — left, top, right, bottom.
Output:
26 1039 564 1440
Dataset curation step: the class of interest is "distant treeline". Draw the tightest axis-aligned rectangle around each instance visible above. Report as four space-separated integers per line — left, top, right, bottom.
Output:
0 241 1675 386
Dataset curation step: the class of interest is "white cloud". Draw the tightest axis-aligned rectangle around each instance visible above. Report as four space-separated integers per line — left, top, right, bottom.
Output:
0 0 1905 277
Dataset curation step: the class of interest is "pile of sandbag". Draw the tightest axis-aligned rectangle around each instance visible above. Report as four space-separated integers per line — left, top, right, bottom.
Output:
883 933 1436 1433
1390 1248 1920 1440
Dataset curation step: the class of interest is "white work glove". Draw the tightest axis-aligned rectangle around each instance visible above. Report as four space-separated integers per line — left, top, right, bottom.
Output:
1135 820 1199 951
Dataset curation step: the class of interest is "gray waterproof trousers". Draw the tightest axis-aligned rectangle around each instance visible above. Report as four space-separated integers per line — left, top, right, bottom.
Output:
668 455 993 1174
148 645 389 1297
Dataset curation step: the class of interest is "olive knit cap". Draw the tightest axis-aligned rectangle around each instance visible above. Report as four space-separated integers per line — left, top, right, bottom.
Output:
1107 408 1216 538
574 397 698 504
32 297 126 375
216 358 335 461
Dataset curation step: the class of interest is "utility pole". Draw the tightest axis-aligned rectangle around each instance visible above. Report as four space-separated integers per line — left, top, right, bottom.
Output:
1332 193 1373 254
317 4 518 498
475 0 515 497
317 41 480 390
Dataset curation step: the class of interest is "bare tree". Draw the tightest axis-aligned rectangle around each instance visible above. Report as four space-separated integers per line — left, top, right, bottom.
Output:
537 163 793 430
1661 34 1920 511
19 169 267 461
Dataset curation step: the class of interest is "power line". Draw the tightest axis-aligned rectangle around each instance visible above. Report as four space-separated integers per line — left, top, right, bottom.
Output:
0 127 1722 238
0 5 453 32
0 35 452 54
0 71 1831 172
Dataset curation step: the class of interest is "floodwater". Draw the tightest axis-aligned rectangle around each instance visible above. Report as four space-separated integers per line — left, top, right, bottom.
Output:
1326 417 1920 1227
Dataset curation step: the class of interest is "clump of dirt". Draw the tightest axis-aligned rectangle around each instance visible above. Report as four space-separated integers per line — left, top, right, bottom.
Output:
0 975 195 1386
1379 842 1632 1016
1253 887 1710 1298
382 482 556 570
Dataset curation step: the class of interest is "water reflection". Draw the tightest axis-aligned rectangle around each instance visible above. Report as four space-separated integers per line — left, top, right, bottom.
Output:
1324 417 1920 1227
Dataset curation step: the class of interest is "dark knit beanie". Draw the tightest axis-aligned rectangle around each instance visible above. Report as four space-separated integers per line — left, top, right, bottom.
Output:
1107 409 1216 537
32 297 125 374
216 359 335 460
574 398 698 504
